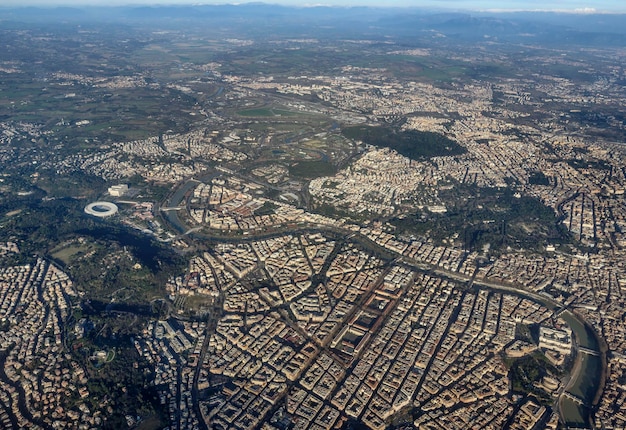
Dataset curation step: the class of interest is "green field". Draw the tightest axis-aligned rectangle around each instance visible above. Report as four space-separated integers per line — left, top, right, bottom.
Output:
342 125 466 160
51 244 94 265
288 160 336 179
238 107 298 117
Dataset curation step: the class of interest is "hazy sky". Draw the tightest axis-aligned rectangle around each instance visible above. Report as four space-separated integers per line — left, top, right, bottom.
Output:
4 0 626 13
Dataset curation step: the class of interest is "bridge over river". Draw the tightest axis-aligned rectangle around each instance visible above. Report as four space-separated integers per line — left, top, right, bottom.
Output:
159 174 607 429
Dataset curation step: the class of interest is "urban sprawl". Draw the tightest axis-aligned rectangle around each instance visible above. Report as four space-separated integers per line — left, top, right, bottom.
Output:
0 32 626 430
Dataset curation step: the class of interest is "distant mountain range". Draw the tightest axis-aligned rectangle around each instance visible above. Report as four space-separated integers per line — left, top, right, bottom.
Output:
1 4 625 47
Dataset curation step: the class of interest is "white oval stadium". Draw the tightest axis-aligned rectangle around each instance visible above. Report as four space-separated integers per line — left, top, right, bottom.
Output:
84 201 119 218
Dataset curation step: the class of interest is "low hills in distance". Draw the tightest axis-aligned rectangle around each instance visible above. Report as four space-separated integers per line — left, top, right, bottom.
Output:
2 4 626 47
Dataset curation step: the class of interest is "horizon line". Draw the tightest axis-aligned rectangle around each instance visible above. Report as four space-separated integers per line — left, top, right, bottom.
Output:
1 2 625 14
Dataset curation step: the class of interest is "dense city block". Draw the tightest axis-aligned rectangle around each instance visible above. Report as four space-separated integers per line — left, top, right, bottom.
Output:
0 5 626 429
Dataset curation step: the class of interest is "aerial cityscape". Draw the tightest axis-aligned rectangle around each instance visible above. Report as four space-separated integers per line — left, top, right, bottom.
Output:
0 3 625 429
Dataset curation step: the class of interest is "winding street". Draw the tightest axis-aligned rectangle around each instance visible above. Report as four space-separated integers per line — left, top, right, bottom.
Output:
160 177 607 428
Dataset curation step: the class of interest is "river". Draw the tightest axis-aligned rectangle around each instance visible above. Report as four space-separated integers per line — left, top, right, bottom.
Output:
559 310 604 428
160 178 606 429
466 278 604 428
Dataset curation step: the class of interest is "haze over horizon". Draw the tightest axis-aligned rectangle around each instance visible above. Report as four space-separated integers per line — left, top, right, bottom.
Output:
1 0 625 13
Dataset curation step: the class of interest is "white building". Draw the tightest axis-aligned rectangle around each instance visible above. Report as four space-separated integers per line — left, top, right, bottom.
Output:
108 184 129 197
539 326 572 355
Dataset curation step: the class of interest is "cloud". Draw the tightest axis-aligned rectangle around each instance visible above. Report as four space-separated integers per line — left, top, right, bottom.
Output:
573 7 597 13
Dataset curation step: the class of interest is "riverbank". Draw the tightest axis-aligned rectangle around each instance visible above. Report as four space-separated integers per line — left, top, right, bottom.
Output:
160 176 608 429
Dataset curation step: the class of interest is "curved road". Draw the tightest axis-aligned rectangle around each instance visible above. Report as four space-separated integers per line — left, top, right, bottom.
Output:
160 177 606 428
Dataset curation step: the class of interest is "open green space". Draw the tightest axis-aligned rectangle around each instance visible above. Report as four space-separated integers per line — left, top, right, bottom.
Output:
35 171 106 199
390 184 572 253
515 322 539 344
72 330 165 430
136 416 167 430
386 54 469 82
255 201 279 216
506 351 561 405
288 160 336 179
238 107 274 116
342 125 465 160
528 171 551 186
0 75 200 145
238 107 298 117
0 195 183 303
50 243 95 265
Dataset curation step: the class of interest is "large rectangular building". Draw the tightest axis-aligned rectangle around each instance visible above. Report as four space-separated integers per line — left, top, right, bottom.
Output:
108 184 129 197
